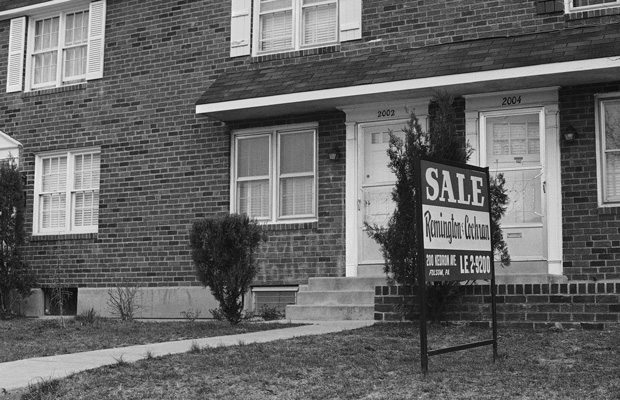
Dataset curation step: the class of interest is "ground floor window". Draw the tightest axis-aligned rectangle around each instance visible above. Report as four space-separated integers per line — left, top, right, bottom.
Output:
33 148 100 234
232 123 317 223
597 96 620 206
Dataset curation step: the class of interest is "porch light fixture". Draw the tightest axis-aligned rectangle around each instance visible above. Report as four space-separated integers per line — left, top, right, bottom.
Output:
328 145 340 161
563 124 577 142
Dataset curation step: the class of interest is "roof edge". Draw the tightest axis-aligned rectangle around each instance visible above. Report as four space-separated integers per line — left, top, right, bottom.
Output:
0 130 22 149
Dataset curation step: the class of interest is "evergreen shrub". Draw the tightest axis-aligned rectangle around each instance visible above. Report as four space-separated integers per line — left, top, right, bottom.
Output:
190 214 265 324
0 158 35 317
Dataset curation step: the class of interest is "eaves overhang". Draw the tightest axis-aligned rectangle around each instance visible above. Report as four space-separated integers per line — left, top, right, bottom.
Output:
196 25 620 122
196 57 620 122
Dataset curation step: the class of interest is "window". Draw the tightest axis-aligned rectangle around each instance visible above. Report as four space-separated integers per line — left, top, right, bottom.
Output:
232 125 317 222
566 0 620 12
31 10 89 89
598 98 620 205
6 0 106 93
229 0 361 57
256 0 338 53
34 149 100 234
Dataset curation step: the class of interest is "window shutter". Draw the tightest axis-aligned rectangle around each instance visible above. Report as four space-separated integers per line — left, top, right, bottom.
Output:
7 17 26 93
231 0 252 57
339 0 361 42
86 0 106 80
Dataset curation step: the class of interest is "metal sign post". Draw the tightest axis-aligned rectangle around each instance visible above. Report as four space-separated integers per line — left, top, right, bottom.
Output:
415 156 498 374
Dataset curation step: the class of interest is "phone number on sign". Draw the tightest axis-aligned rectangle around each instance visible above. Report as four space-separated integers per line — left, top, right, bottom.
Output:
459 254 491 275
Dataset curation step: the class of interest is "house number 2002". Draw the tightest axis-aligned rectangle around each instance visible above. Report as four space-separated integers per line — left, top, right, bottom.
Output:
502 96 522 106
377 109 395 117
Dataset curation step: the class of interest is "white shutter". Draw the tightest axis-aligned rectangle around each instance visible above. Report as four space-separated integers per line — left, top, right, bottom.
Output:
231 0 252 57
339 0 361 42
86 0 106 80
7 17 26 93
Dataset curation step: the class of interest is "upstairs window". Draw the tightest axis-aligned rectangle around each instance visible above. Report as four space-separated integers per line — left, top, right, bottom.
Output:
6 0 106 93
229 0 361 57
256 0 338 53
31 11 89 89
232 125 317 223
34 148 100 234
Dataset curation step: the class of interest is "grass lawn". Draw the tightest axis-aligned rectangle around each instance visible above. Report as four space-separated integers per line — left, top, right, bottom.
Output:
17 323 620 400
0 317 299 363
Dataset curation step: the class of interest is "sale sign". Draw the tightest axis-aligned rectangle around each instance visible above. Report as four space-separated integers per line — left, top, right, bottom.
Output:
418 158 493 282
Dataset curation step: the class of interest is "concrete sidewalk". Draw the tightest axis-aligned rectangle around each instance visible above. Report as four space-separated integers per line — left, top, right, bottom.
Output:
0 320 375 395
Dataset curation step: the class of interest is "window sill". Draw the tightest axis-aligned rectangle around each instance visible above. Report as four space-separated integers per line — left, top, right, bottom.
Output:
252 45 340 64
565 6 620 20
22 82 87 98
597 206 620 215
261 221 318 231
30 232 98 242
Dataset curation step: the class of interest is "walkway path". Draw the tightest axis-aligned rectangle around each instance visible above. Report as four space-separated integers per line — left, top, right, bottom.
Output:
0 320 374 395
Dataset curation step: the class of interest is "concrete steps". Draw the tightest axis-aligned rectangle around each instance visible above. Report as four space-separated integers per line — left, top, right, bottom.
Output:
286 277 387 321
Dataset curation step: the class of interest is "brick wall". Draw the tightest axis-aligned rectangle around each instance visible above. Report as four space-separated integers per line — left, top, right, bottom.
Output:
0 0 349 290
374 283 620 329
560 82 620 281
360 0 566 51
1 0 620 294
0 0 234 288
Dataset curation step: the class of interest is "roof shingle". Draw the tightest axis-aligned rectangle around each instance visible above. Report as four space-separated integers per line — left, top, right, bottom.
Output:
197 25 620 106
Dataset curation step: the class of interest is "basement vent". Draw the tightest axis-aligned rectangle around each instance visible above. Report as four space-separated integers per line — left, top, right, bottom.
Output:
43 287 78 316
252 287 298 313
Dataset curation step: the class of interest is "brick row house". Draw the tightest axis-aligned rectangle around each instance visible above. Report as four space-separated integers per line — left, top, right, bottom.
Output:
0 0 619 323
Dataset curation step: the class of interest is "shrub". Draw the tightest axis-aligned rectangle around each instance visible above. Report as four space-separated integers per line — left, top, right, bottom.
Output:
190 214 266 325
107 278 143 321
0 158 36 316
180 308 202 322
258 305 285 321
209 308 225 321
48 259 73 328
75 308 100 325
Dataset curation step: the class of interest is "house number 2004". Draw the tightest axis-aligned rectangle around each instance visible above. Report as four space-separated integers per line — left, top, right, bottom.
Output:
502 96 522 106
377 109 395 117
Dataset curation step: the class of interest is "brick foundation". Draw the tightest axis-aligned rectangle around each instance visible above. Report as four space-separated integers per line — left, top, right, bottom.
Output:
374 283 620 329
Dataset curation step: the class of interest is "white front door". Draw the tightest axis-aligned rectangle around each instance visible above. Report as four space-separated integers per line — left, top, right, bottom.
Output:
482 110 547 261
358 122 406 264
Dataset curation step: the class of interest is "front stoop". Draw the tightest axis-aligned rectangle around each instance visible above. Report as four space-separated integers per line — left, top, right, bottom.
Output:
286 277 387 321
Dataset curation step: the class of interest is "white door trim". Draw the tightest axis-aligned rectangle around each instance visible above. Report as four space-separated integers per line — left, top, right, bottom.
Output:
467 90 563 276
341 100 430 277
480 107 547 262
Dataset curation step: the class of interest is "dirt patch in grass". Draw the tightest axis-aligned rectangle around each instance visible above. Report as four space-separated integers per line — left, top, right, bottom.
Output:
0 317 300 363
17 323 620 400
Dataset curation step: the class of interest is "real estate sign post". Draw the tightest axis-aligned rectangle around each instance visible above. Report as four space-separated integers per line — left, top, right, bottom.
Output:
415 156 498 374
